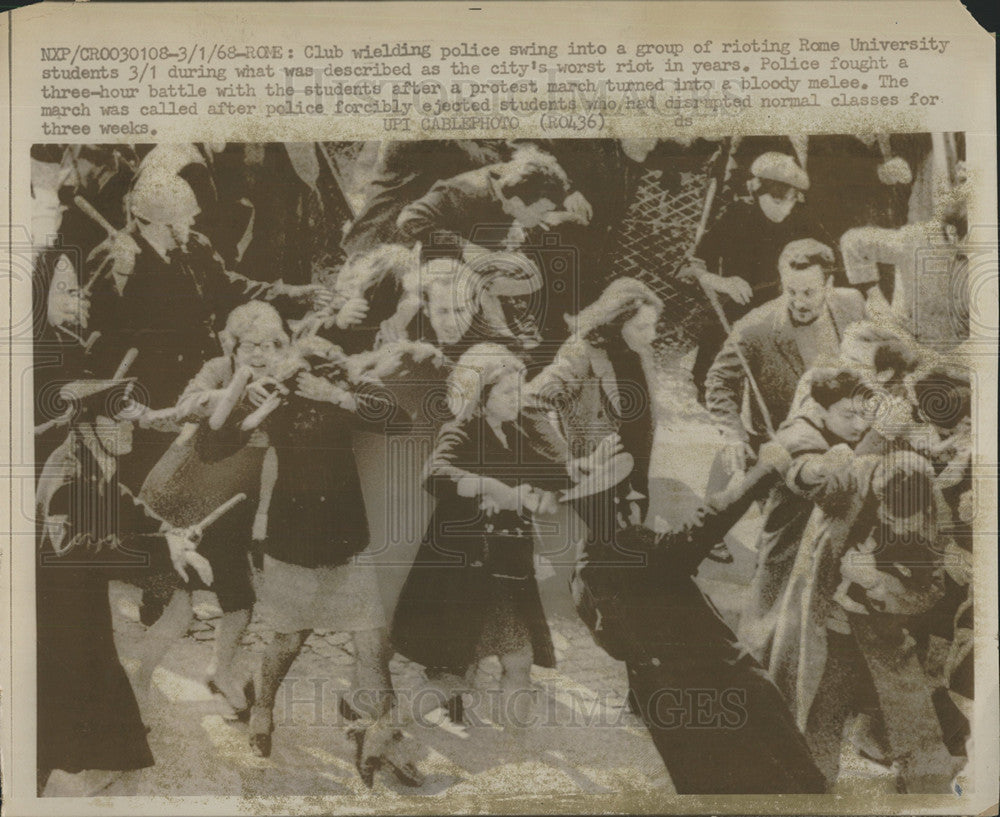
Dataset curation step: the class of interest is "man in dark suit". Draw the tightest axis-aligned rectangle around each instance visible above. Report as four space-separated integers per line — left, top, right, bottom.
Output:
571 448 827 794
705 238 866 475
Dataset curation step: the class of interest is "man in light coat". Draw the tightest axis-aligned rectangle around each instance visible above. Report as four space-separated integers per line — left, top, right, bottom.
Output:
705 238 867 475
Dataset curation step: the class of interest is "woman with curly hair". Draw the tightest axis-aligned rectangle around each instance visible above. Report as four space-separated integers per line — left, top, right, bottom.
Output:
134 300 292 719
392 344 561 730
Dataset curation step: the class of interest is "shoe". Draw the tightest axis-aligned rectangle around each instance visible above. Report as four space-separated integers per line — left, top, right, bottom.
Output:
249 732 272 758
248 706 273 758
382 731 425 787
706 540 735 564
348 727 379 788
208 678 254 722
857 747 893 768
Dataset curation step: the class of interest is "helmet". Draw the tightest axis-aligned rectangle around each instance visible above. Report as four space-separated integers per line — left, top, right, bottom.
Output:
128 166 200 226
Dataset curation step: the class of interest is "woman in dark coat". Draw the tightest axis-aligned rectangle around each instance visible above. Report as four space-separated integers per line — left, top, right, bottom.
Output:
243 339 424 788
392 344 560 729
35 379 204 796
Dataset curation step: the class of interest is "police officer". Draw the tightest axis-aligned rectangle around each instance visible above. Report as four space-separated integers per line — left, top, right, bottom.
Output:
36 377 205 796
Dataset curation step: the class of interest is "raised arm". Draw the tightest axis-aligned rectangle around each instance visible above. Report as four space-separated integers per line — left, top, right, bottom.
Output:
395 180 465 247
174 356 235 420
705 328 750 445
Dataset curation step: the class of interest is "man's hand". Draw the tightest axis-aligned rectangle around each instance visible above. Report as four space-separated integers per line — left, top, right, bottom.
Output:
757 440 793 475
542 193 592 228
534 490 560 516
716 275 753 306
335 296 370 330
456 475 480 499
295 372 356 410
943 539 972 586
833 579 870 615
877 157 912 186
482 481 519 513
818 444 857 494
677 257 709 285
562 190 593 225
566 456 590 484
479 493 504 516
165 528 213 585
47 255 90 330
49 290 90 331
286 283 336 311
958 489 973 525
516 484 541 514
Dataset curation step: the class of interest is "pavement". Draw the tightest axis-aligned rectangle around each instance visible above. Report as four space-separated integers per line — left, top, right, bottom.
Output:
100 354 906 802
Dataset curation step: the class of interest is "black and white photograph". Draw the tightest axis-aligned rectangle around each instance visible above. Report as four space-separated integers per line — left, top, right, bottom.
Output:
25 133 979 800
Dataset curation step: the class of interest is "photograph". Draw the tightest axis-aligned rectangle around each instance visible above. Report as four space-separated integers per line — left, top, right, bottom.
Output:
26 134 978 799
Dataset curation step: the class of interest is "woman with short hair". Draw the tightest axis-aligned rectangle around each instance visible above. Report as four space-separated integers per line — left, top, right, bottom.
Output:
392 344 561 729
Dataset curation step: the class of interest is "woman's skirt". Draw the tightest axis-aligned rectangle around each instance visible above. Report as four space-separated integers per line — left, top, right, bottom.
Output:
392 534 556 673
258 555 387 634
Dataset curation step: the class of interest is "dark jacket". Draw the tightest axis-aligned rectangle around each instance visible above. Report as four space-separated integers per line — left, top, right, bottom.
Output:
263 393 370 569
396 165 512 250
36 439 171 775
570 461 827 794
392 417 559 672
343 140 505 256
695 199 814 313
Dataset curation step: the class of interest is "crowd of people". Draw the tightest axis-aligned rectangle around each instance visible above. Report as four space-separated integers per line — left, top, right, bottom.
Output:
30 136 974 797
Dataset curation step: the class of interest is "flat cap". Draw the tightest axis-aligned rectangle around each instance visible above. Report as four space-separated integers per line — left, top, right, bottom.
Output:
750 152 810 191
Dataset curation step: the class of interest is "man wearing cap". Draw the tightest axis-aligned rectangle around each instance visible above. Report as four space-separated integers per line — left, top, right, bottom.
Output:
687 151 814 401
35 378 206 796
705 238 867 476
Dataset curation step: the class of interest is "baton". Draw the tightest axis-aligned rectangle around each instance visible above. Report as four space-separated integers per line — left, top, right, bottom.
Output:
34 412 72 436
189 493 248 538
112 347 139 380
35 343 130 436
240 391 285 432
73 194 137 298
698 280 776 440
54 322 102 355
82 330 102 354
688 142 776 440
74 194 118 238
